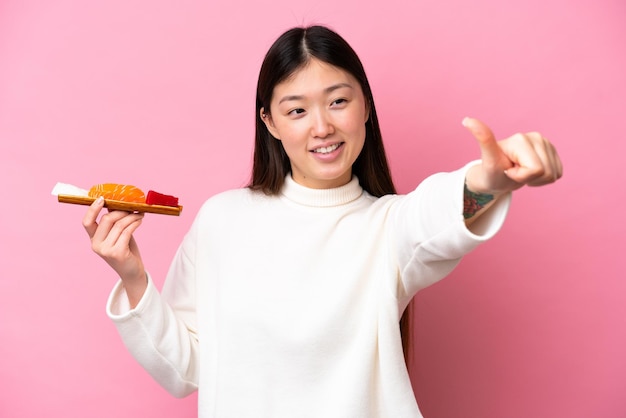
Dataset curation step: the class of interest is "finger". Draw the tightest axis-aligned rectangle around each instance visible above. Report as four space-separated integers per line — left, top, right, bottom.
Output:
498 133 545 183
128 235 142 258
541 138 560 184
92 211 143 250
123 221 143 253
96 217 145 282
528 138 564 186
547 140 564 181
526 134 555 185
100 215 144 256
462 117 513 171
82 196 105 238
553 142 564 179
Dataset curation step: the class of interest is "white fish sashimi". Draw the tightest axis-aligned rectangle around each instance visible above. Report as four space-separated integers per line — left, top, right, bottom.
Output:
51 182 89 197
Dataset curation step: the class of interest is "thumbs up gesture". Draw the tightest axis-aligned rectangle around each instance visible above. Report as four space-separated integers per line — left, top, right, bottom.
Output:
462 117 563 194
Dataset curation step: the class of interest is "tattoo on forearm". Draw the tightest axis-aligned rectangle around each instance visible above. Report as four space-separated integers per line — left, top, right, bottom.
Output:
463 183 494 219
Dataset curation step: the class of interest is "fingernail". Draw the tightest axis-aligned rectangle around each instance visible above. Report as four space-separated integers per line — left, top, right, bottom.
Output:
462 117 471 127
95 196 104 205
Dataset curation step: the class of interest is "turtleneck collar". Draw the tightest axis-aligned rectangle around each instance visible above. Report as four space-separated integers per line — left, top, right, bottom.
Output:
280 175 363 207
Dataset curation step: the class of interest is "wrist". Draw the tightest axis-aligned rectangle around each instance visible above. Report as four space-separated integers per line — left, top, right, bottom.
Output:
121 271 148 307
465 164 493 194
463 179 495 220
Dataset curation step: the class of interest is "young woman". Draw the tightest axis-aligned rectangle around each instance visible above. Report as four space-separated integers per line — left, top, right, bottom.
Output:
83 26 562 418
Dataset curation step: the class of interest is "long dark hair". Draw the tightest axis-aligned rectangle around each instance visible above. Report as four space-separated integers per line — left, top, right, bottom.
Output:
249 25 395 198
248 25 414 365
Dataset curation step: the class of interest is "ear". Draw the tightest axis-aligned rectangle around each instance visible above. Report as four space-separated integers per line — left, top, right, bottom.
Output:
260 107 281 140
364 100 371 124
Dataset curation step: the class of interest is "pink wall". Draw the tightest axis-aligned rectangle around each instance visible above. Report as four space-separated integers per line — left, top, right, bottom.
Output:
1 0 624 417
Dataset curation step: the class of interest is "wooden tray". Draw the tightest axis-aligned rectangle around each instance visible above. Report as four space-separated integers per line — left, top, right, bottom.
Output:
57 195 183 216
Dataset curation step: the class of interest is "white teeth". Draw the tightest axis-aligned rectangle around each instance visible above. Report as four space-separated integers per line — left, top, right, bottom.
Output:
313 143 340 154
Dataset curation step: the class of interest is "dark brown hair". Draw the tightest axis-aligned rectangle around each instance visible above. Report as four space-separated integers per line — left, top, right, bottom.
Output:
248 25 413 365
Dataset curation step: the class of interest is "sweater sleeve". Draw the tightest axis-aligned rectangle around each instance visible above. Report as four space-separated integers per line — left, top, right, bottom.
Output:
391 161 511 301
105 223 200 398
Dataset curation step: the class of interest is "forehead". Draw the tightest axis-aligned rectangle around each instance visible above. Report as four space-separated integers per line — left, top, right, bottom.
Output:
272 58 361 98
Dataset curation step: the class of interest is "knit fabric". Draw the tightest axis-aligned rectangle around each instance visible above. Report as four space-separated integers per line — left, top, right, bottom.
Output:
107 162 510 417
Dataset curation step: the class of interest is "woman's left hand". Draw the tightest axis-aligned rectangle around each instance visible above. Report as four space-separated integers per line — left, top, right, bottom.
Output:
463 117 563 195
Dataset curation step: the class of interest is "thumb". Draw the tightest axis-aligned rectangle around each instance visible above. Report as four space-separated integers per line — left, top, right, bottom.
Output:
462 117 513 171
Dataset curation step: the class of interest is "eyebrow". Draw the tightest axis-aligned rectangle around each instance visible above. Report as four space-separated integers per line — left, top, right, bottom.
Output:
277 83 354 104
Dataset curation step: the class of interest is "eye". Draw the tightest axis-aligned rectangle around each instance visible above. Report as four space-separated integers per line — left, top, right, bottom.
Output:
331 98 348 107
288 108 306 116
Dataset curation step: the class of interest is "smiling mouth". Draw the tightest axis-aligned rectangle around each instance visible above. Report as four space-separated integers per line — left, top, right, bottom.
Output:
312 143 343 154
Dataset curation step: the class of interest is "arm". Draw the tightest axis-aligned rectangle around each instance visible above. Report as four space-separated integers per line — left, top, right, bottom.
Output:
391 162 512 299
460 117 563 231
83 196 199 397
82 196 147 307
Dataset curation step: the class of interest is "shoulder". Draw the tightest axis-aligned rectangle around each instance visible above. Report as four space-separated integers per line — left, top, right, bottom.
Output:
199 187 259 209
194 187 277 219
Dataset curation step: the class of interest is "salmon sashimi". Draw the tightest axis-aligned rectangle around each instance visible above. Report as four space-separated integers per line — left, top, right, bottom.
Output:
88 183 146 203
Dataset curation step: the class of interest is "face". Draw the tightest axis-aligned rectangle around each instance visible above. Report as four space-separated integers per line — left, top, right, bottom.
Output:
261 58 369 189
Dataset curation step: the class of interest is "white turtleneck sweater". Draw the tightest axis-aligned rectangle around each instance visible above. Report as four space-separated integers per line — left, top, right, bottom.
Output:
107 163 510 418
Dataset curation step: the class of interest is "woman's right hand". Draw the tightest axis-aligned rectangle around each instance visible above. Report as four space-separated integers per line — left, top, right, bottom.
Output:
82 196 147 307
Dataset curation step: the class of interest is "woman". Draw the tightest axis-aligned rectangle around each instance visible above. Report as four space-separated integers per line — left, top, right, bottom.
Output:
83 26 562 417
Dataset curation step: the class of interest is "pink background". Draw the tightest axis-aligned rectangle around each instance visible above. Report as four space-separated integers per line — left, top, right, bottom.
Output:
1 0 624 417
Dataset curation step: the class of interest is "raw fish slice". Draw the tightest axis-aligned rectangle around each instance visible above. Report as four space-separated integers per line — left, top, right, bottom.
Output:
88 183 145 203
146 190 179 207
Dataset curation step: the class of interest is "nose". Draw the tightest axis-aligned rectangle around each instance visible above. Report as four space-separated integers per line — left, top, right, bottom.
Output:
310 109 334 138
